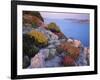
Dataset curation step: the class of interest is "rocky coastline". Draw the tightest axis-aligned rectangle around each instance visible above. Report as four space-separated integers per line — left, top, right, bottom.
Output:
22 11 90 68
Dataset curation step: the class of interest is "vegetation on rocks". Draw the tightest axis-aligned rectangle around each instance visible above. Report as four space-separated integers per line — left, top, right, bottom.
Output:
22 11 90 68
63 56 75 66
59 42 80 60
48 22 61 33
23 34 39 58
28 30 48 47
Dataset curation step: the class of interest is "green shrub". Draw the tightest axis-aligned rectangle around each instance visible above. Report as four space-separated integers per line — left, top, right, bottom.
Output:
28 30 48 47
23 34 39 58
48 22 61 32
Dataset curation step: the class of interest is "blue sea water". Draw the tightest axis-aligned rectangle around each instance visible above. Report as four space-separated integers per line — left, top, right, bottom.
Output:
44 19 90 47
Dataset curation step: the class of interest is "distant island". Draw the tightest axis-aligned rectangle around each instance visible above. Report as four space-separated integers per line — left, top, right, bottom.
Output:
64 18 89 23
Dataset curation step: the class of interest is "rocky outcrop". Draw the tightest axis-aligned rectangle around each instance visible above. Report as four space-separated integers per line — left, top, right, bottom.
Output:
27 30 48 47
63 56 76 66
23 11 47 28
23 11 44 22
47 22 61 33
22 11 90 68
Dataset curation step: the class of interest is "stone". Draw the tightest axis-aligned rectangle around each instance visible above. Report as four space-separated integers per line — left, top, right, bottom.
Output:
48 40 55 44
67 38 74 43
84 47 89 57
39 49 49 58
83 47 90 65
46 49 57 60
60 39 66 43
45 55 62 67
73 40 81 48
75 48 88 66
48 40 60 45
59 42 80 60
23 11 44 27
63 56 75 66
30 52 45 68
55 40 61 46
23 23 32 27
54 42 61 46
56 46 64 53
35 27 58 41
23 56 30 68
23 26 33 34
47 44 55 48
49 49 57 56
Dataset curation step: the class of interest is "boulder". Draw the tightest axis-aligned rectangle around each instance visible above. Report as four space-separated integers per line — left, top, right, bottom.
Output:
30 52 45 68
60 39 66 43
63 56 75 66
75 47 88 66
47 44 55 48
39 49 50 58
23 11 45 28
23 34 39 58
48 40 60 44
23 11 44 22
45 48 57 60
27 30 48 47
54 41 61 46
23 26 33 34
47 22 61 33
83 47 90 65
56 46 64 54
49 49 57 56
67 38 74 43
23 56 30 68
59 42 80 60
73 40 81 48
35 27 58 41
45 55 63 67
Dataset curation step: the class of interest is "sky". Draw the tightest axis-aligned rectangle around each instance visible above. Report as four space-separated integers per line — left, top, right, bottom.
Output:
40 11 89 21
